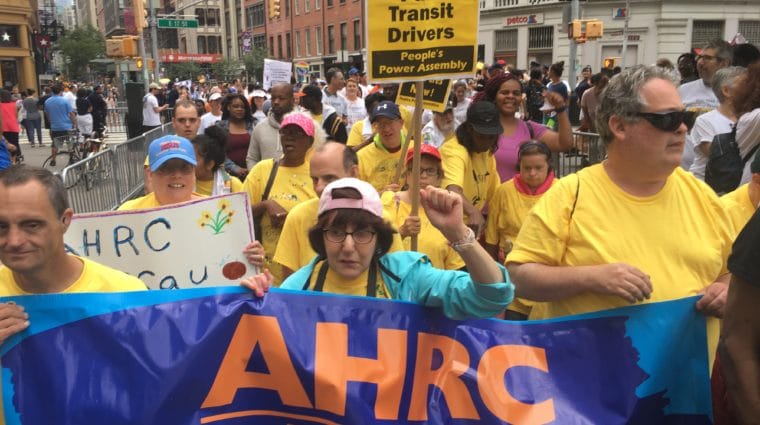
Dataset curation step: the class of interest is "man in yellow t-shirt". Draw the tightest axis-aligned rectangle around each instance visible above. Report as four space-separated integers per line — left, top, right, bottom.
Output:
506 66 734 365
0 166 146 423
273 142 359 279
357 101 406 192
720 155 760 236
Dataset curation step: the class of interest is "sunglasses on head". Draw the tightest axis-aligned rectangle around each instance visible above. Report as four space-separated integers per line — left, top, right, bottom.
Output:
636 110 696 132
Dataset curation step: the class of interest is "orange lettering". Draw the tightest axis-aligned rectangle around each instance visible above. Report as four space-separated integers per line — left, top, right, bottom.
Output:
314 323 406 420
407 333 479 420
477 345 555 424
201 315 312 409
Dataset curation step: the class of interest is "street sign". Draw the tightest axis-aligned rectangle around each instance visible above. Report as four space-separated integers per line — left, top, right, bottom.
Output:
157 19 199 29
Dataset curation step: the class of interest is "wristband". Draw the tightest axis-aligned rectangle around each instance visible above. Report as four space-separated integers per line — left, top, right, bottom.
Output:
450 227 476 253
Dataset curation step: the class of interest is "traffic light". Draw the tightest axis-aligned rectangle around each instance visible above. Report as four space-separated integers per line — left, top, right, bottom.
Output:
269 0 280 18
136 57 143 69
603 57 617 69
133 0 148 33
585 20 604 39
105 36 138 57
567 20 582 39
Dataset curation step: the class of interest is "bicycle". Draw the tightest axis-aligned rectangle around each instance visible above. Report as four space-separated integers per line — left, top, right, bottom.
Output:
43 131 85 187
81 131 111 191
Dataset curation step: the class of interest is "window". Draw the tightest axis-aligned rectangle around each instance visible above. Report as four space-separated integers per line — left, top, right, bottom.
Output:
305 27 312 55
304 0 309 12
196 8 206 26
285 0 289 17
251 3 264 27
340 22 347 50
197 36 207 53
206 9 218 26
286 32 292 58
277 34 283 58
327 0 332 6
528 26 553 49
353 19 361 50
339 0 345 4
269 36 274 56
316 25 322 54
494 29 517 51
315 0 320 10
208 36 219 54
254 34 266 49
295 30 301 56
246 6 254 27
739 20 760 45
692 20 724 48
327 25 335 54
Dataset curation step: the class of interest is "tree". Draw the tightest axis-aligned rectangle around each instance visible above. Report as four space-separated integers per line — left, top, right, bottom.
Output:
241 47 268 85
164 62 202 82
57 26 105 80
211 58 244 83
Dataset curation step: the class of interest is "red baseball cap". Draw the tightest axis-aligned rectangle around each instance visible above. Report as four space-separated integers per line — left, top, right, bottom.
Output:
405 144 442 166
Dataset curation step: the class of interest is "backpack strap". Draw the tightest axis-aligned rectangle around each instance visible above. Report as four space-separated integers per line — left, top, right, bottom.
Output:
261 159 280 202
742 143 760 164
526 120 535 139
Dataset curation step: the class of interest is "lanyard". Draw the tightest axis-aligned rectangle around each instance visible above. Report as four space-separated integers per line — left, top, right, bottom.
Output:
304 260 378 297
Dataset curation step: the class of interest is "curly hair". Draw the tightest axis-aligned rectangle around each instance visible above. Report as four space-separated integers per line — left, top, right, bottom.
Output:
221 93 254 124
732 61 760 117
471 72 519 104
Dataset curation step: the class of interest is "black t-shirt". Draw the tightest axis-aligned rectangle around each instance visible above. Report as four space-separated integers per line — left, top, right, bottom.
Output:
728 209 760 286
76 97 91 115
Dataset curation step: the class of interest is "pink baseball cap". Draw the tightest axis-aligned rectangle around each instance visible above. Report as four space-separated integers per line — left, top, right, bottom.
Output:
280 112 315 137
318 178 382 218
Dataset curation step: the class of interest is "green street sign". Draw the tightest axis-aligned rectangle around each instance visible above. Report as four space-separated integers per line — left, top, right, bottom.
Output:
157 19 199 29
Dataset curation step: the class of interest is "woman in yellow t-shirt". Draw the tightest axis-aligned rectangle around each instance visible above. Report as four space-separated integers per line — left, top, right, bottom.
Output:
382 144 465 270
191 125 243 197
485 141 557 319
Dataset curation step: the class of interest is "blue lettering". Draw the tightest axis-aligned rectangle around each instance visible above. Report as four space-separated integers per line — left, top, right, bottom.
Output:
82 229 101 257
114 225 139 257
64 243 79 256
145 218 171 252
160 275 179 290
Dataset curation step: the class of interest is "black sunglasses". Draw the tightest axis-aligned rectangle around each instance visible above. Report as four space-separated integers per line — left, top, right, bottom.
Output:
636 110 696 132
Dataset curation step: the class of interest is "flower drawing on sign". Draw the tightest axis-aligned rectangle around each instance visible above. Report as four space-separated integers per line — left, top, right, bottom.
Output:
197 199 235 234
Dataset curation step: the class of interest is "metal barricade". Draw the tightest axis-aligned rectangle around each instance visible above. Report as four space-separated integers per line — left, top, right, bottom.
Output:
105 107 128 133
552 131 607 178
60 123 175 213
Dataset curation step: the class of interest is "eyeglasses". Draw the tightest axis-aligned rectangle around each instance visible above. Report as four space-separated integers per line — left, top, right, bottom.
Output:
323 228 376 244
635 110 696 132
696 54 718 62
410 167 440 177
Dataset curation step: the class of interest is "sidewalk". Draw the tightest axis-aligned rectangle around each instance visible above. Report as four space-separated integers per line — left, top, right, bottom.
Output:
16 131 128 167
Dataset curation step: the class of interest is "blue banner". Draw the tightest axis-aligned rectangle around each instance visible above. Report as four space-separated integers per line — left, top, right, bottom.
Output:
1 289 711 424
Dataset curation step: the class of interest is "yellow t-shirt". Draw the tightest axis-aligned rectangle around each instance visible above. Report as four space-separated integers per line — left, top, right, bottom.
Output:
486 178 557 250
301 260 391 299
194 175 244 197
243 158 316 284
486 177 556 316
381 191 465 270
273 198 320 274
274 197 406 274
720 183 756 238
347 120 366 147
357 140 403 193
117 192 206 211
0 255 146 296
507 165 734 363
0 256 146 424
439 138 498 212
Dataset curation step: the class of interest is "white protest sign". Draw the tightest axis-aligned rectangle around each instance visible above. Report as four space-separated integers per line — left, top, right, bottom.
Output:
64 193 255 290
263 58 293 90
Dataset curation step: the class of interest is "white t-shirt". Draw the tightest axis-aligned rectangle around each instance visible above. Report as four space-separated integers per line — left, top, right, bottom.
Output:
63 90 77 110
142 93 161 126
421 120 452 149
198 111 222 134
737 108 760 185
688 109 734 180
453 98 471 126
345 97 366 131
678 79 719 113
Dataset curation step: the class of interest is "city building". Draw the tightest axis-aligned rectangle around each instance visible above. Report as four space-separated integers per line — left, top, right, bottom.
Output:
478 0 760 72
0 0 38 90
259 0 366 81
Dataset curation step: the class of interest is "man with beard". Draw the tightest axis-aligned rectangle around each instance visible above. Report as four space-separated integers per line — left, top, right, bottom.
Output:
246 83 294 168
421 100 456 148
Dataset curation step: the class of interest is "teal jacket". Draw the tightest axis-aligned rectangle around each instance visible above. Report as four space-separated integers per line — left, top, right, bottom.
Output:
281 251 514 320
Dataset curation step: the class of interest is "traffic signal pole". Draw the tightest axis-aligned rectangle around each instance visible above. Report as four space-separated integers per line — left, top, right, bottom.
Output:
138 29 150 91
150 0 161 83
568 0 579 91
